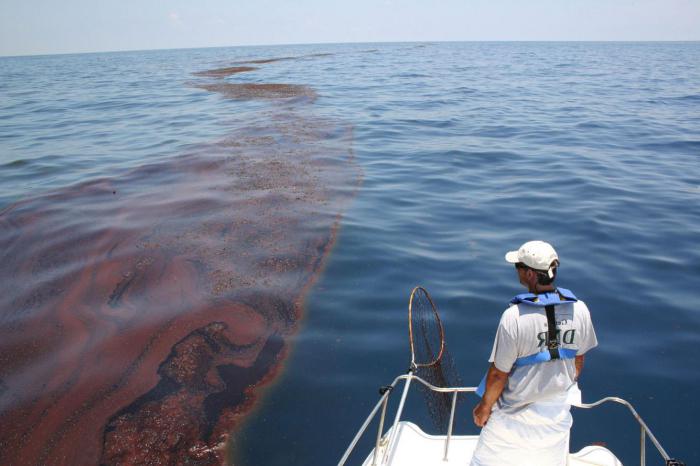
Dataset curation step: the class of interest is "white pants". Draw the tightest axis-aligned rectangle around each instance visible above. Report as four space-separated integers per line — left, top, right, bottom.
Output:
469 401 572 466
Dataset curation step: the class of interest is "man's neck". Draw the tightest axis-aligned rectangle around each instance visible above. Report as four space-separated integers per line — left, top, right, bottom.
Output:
530 284 555 294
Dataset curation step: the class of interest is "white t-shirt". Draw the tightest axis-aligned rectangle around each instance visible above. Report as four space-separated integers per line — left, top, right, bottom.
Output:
488 298 597 411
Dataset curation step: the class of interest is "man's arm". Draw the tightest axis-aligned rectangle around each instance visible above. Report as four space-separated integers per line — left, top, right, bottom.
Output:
472 363 509 427
575 354 585 380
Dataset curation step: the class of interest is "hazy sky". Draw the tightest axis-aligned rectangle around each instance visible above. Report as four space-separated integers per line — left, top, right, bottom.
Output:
1 0 699 56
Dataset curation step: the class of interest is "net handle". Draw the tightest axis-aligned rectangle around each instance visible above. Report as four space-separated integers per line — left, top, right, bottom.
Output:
408 285 445 369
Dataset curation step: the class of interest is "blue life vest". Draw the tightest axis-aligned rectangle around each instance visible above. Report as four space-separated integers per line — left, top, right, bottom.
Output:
510 287 577 307
476 288 579 397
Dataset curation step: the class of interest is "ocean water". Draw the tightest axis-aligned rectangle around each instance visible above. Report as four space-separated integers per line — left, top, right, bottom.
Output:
1 42 699 465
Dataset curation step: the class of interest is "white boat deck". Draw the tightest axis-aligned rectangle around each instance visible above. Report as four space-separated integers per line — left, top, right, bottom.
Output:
363 421 623 466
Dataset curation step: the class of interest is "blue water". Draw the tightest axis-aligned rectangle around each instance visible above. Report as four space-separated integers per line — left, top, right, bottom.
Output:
2 42 699 465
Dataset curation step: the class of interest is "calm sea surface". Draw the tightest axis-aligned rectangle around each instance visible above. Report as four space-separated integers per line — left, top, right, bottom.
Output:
1 42 699 465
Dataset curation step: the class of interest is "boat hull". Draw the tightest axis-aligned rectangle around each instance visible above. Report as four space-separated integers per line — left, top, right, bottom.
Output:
362 421 623 466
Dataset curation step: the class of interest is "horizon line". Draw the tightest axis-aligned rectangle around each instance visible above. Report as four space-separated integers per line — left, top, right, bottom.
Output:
2 39 699 59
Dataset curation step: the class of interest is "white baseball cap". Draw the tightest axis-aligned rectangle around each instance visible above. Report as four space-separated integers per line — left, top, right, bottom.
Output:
505 240 559 273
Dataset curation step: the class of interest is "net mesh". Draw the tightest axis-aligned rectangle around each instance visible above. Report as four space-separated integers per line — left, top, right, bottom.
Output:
408 286 463 434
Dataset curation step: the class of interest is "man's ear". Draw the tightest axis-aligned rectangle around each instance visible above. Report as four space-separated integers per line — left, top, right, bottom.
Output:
527 269 537 285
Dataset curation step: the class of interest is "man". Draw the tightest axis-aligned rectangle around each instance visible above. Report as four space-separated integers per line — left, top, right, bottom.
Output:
470 241 597 466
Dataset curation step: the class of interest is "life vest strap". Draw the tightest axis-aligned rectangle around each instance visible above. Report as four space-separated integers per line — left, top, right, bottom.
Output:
514 347 577 367
475 349 578 397
545 304 560 360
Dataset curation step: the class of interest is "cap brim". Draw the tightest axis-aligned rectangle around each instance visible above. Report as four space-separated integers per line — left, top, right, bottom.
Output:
505 251 519 263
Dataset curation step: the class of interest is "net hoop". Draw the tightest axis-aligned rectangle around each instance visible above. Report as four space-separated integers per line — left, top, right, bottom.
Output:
408 285 445 369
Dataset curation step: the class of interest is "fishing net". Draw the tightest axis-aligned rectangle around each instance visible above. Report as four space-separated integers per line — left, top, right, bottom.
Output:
408 286 463 434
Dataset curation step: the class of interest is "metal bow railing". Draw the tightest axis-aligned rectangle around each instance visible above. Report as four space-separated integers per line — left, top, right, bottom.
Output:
338 374 683 466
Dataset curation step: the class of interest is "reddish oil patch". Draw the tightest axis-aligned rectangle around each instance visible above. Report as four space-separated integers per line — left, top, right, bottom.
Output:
0 75 358 464
193 66 258 78
225 52 335 66
193 82 317 101
236 57 297 65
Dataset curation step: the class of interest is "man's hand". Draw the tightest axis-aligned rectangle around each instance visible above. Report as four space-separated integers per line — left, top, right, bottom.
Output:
575 354 585 381
472 400 492 427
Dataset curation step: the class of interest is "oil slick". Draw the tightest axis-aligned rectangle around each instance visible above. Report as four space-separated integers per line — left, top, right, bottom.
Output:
0 55 358 465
